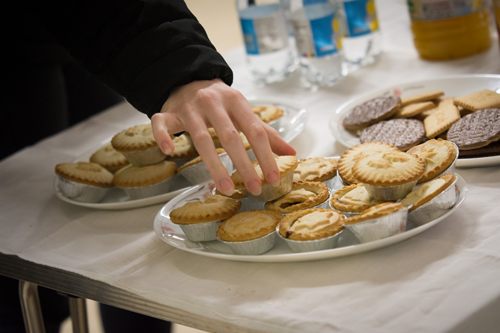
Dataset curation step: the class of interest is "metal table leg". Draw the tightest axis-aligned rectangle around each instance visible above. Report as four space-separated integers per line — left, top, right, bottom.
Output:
19 280 46 333
66 294 89 333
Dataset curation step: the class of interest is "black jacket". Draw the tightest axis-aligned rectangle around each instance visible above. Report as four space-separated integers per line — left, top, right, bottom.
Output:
9 0 233 118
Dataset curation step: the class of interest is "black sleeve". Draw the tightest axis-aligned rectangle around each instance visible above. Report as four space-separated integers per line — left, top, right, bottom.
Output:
34 0 234 118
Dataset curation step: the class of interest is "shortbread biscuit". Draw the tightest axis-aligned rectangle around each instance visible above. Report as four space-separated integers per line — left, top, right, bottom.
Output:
89 144 130 172
447 108 500 150
337 142 399 184
344 202 405 225
265 182 330 214
170 194 242 224
453 90 500 111
343 96 401 130
352 151 425 186
400 91 444 107
293 157 337 183
359 119 425 151
401 174 457 212
393 101 435 118
252 105 284 123
423 100 461 138
406 139 456 183
55 162 114 188
330 184 384 213
278 208 345 241
217 210 281 242
113 160 177 188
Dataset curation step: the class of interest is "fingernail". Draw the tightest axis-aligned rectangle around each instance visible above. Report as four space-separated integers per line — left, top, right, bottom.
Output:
218 178 234 196
160 141 172 154
247 179 262 196
267 171 280 187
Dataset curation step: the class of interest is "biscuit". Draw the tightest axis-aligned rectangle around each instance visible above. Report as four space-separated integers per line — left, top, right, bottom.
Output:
393 101 435 118
453 89 500 111
400 91 444 107
343 96 401 130
337 142 399 184
423 99 461 138
456 139 500 158
447 108 500 150
407 139 457 183
352 151 425 186
359 119 425 151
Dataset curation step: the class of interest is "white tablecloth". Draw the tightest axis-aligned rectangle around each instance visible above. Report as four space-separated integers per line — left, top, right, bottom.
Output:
2 1 500 332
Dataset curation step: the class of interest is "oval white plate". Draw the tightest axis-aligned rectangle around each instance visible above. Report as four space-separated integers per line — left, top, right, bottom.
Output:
154 169 468 263
54 98 308 210
329 74 500 168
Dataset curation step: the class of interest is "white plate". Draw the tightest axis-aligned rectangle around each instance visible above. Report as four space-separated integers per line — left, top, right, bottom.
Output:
329 74 500 168
55 98 308 210
154 169 468 263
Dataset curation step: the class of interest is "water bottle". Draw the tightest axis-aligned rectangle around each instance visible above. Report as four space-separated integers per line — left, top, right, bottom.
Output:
236 0 297 83
407 0 491 60
288 0 346 87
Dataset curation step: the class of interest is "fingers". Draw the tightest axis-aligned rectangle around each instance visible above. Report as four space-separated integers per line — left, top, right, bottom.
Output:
151 113 175 154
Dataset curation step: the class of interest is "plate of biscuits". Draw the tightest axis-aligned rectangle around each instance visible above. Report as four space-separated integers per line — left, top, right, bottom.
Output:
329 74 500 168
54 99 308 209
154 145 467 262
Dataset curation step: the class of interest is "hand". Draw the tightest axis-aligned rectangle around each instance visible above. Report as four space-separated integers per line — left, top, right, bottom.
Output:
151 79 296 196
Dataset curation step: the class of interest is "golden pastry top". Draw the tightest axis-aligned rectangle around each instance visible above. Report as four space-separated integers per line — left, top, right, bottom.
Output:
352 151 425 186
111 123 159 152
167 133 199 160
231 155 298 187
170 194 241 224
406 139 456 183
278 208 344 241
89 144 130 172
265 182 330 214
400 173 457 212
113 160 177 188
293 157 337 183
344 202 406 225
330 184 384 213
252 105 284 123
55 162 114 188
217 210 281 242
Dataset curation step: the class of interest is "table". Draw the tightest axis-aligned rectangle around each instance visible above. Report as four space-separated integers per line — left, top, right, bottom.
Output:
2 0 500 332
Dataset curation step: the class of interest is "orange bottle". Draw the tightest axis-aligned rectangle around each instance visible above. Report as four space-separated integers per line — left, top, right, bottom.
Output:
407 0 492 60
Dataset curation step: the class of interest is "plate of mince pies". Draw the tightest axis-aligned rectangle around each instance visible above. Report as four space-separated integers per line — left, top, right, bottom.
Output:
154 144 467 263
53 99 308 210
330 74 500 168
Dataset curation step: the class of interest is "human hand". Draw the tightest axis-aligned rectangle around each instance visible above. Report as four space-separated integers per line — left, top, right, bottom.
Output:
151 79 296 196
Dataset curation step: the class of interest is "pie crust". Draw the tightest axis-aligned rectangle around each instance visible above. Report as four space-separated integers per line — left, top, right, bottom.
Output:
55 162 114 188
113 160 177 188
111 123 159 152
231 155 298 187
167 133 199 160
265 182 330 214
89 144 130 172
337 142 399 185
344 202 405 225
252 105 284 123
352 151 425 186
169 194 242 224
293 157 337 183
330 184 384 213
217 210 281 242
278 208 345 241
406 139 456 183
400 174 457 212
177 148 226 173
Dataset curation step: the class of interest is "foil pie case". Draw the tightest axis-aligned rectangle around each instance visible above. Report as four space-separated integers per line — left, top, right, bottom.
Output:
179 152 233 185
56 176 111 203
179 220 222 242
216 231 277 255
277 227 343 253
117 177 174 200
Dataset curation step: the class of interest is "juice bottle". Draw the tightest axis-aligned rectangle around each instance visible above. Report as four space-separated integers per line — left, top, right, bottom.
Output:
407 0 492 60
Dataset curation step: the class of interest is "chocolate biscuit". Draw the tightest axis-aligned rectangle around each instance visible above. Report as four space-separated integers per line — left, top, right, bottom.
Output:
343 95 401 130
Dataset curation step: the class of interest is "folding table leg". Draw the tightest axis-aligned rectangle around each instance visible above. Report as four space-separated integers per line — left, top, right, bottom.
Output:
19 280 46 333
66 294 89 333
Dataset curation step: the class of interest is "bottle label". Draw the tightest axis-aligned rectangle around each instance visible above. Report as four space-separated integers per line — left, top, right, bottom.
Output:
407 0 486 20
239 4 289 55
290 3 341 57
343 0 379 37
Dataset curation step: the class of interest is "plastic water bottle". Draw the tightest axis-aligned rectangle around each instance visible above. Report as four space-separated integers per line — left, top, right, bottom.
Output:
288 0 346 87
338 0 382 68
236 0 297 83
